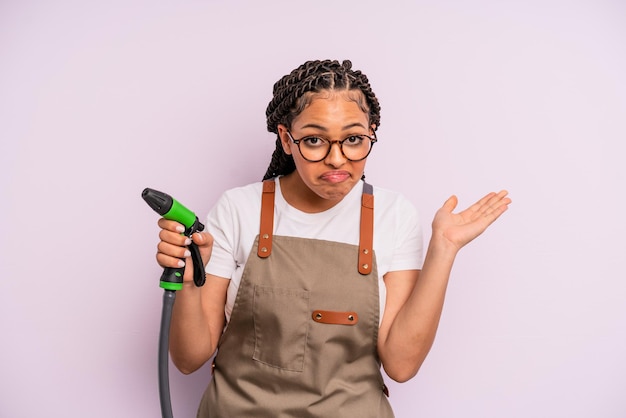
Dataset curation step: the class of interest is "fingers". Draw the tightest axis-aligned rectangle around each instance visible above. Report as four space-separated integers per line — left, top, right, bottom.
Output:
191 231 214 266
156 228 192 269
156 248 189 269
449 190 511 227
157 239 191 264
442 195 458 213
159 224 191 246
485 190 511 211
157 219 214 245
158 217 187 234
191 231 214 248
155 218 214 272
478 190 511 223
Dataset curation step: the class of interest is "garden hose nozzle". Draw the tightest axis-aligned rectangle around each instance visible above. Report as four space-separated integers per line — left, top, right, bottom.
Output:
142 188 206 289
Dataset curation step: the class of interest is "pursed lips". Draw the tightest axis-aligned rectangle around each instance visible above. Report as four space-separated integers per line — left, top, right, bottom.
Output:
320 171 351 183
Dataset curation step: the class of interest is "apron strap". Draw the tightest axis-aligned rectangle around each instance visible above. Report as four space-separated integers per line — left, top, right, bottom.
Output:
358 182 374 275
257 179 374 276
257 180 275 258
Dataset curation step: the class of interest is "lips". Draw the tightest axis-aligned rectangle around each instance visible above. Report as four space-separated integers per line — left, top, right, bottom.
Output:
320 171 350 183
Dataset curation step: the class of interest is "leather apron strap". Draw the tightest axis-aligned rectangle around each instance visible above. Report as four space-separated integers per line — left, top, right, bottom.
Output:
257 179 374 275
359 182 374 275
257 180 275 258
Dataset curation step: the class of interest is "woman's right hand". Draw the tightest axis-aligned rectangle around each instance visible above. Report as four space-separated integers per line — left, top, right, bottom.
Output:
155 218 214 283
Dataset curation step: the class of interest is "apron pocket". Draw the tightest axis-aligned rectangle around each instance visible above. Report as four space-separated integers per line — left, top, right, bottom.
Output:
252 285 309 372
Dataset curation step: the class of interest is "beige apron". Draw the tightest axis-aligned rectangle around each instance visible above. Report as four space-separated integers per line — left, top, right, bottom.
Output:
197 180 393 417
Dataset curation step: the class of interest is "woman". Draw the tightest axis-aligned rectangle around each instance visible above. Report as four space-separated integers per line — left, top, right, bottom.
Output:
156 59 511 417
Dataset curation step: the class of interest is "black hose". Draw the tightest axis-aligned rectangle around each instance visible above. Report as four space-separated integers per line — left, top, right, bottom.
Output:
159 290 176 418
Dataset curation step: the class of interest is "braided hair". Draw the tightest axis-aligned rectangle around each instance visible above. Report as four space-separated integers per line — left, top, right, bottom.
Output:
262 59 381 181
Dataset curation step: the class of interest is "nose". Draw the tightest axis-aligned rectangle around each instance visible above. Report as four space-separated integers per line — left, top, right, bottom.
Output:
324 142 347 167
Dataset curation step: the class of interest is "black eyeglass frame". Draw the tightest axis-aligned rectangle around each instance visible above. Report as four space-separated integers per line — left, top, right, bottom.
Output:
286 130 378 162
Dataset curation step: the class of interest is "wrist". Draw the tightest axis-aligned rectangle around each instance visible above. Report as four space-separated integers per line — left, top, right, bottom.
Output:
426 234 460 261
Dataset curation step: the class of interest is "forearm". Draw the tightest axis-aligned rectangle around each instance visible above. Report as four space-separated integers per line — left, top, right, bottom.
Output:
380 240 458 382
169 280 223 374
169 284 214 373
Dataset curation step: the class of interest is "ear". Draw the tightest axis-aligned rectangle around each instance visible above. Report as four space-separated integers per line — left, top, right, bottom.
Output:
370 123 377 134
277 124 293 155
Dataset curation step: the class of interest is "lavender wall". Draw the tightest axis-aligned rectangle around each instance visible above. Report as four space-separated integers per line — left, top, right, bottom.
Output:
2 1 625 417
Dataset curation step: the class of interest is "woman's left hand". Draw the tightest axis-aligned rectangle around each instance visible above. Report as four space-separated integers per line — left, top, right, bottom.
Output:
431 190 511 252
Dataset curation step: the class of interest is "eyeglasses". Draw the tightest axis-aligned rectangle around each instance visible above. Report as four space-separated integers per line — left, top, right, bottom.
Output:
286 131 377 162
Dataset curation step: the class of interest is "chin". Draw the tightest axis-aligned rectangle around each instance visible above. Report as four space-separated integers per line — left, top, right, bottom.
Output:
316 183 353 200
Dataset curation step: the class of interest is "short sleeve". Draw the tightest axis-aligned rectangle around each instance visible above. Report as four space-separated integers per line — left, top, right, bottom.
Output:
388 196 424 272
204 192 238 280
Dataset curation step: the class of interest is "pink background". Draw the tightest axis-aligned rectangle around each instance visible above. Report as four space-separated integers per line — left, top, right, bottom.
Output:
1 1 625 417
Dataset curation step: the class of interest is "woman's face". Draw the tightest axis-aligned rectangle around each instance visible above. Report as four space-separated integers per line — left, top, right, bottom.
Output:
277 90 373 209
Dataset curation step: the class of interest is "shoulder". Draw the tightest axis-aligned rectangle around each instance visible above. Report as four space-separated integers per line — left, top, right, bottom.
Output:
212 182 264 213
208 181 264 226
370 185 424 272
372 185 419 217
219 181 264 202
370 184 422 245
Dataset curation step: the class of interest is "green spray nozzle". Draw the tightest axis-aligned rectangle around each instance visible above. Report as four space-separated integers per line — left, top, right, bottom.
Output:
142 188 206 290
142 188 204 234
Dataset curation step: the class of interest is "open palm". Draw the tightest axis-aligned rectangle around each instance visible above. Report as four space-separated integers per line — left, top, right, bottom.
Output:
432 190 511 251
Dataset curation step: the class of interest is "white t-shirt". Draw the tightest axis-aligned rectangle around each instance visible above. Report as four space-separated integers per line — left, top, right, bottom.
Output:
205 178 424 323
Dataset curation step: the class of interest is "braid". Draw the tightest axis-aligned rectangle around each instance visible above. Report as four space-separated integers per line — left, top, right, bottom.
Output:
262 137 296 182
262 59 381 181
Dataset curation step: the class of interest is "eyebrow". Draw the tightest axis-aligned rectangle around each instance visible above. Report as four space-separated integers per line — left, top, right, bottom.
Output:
299 122 367 131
